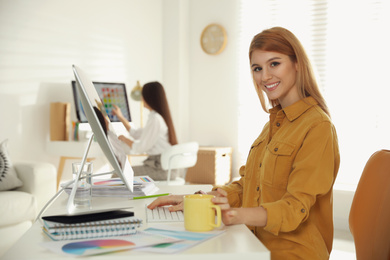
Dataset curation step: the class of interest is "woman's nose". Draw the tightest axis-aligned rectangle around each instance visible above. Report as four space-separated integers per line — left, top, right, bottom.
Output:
262 68 272 82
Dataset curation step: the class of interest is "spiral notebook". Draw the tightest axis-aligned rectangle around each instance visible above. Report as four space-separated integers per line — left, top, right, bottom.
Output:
42 210 142 241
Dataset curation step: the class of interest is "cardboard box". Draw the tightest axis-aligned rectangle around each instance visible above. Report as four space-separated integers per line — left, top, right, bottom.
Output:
186 147 233 185
50 102 70 141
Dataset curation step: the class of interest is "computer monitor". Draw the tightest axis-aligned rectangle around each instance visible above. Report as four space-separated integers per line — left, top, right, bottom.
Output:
72 80 131 123
72 65 134 195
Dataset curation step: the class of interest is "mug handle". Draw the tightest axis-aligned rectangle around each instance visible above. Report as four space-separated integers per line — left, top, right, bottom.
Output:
210 205 222 228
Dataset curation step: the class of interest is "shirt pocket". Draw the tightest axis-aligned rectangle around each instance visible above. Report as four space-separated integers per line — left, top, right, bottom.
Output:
262 140 296 188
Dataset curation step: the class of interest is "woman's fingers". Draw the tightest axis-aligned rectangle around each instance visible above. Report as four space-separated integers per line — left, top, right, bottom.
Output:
147 195 184 210
212 196 229 204
211 188 231 210
215 188 228 197
168 203 184 212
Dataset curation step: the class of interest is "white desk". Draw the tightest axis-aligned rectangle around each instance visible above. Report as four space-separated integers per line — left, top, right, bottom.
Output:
2 185 270 259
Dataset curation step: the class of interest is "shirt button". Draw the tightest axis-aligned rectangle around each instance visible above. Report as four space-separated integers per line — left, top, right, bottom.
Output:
259 163 262 167
276 122 280 127
301 208 305 213
257 186 260 191
274 148 278 152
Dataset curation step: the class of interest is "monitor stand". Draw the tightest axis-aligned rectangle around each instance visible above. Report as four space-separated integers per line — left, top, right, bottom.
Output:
36 134 116 220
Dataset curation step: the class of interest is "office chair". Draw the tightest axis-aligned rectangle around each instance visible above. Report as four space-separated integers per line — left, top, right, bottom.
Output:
160 142 199 185
349 149 390 260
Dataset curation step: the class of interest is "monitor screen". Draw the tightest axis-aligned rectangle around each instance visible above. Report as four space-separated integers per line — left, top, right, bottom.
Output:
72 80 131 123
72 65 134 193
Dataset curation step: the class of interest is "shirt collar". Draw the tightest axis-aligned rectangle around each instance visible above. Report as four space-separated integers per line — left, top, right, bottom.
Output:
270 96 318 122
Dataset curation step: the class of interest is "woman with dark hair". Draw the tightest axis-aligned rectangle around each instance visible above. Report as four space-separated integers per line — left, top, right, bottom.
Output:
148 27 340 259
93 106 108 136
112 81 178 181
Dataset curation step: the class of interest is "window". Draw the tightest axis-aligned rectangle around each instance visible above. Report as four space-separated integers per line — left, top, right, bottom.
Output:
238 0 390 189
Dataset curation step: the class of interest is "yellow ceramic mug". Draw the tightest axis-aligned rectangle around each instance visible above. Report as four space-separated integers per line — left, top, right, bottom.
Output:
183 194 222 232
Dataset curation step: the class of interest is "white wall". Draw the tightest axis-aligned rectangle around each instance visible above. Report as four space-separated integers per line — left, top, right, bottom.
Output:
162 0 242 178
188 0 241 178
162 0 190 143
0 0 242 179
0 0 163 166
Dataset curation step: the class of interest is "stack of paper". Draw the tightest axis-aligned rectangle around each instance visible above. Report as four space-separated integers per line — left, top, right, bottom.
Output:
62 176 159 198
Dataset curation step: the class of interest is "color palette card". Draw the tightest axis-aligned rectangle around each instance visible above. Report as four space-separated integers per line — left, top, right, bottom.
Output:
96 85 130 122
136 225 226 254
41 231 181 257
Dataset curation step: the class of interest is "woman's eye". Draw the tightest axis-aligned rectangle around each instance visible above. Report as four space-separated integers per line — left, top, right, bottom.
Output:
271 62 280 67
253 66 262 72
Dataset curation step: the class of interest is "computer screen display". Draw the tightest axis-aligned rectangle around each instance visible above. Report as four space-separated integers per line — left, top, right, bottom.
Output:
72 81 131 123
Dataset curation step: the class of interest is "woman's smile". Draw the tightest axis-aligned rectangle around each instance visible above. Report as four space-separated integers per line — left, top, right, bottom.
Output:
264 82 280 91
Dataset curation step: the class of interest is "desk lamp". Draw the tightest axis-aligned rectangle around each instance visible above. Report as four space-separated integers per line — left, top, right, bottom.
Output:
130 81 144 127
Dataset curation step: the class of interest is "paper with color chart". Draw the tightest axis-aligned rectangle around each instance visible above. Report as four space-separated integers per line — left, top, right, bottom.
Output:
136 226 226 254
40 231 181 257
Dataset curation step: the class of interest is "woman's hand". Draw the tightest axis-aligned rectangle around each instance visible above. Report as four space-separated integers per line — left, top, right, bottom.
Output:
212 188 241 226
147 195 185 212
212 188 268 227
112 104 131 131
111 104 124 118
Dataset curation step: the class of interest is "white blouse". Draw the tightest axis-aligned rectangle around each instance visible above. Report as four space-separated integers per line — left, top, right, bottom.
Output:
129 110 171 155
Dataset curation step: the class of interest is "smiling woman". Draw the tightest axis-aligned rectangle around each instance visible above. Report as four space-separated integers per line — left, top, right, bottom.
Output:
238 0 390 189
149 26 340 260
226 26 340 259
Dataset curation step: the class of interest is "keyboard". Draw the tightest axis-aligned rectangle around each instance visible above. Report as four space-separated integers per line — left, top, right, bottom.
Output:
145 206 184 222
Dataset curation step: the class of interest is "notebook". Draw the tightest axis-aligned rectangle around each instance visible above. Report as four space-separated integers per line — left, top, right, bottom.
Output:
42 209 134 224
42 210 142 241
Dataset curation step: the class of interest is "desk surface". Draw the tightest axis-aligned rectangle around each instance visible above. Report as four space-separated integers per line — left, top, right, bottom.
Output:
2 185 270 259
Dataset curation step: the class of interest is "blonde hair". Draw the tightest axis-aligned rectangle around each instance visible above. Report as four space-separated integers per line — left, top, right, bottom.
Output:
249 27 330 117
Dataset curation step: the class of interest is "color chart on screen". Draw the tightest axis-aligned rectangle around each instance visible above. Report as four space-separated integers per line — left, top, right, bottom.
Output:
94 82 131 122
72 81 132 123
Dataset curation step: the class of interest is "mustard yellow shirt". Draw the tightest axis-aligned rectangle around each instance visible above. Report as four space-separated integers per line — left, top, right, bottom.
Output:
221 97 340 260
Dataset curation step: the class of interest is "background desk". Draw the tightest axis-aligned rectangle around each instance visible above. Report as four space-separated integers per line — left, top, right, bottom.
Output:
186 146 233 185
2 184 270 259
47 141 103 189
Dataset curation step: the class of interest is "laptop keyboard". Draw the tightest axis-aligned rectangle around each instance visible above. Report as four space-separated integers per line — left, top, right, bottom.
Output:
145 206 184 222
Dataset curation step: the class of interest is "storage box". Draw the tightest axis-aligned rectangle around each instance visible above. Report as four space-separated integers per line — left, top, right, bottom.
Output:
186 147 233 185
50 102 70 141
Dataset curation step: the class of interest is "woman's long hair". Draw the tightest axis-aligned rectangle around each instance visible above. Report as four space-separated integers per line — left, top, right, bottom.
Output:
142 82 178 145
249 27 330 117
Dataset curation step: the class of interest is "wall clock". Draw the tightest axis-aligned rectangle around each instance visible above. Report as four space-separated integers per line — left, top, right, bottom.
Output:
200 24 227 55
